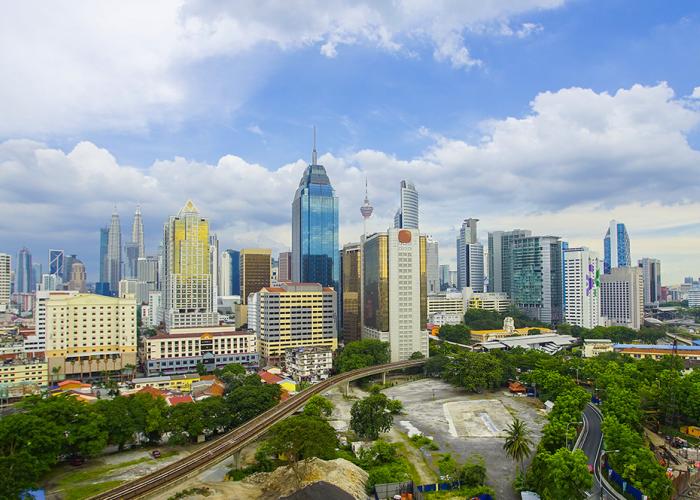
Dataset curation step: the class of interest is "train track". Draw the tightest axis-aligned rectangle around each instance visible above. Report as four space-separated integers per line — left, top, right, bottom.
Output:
91 358 426 499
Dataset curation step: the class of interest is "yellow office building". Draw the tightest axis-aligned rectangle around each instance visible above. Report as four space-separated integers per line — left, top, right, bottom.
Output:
45 293 137 378
249 282 337 364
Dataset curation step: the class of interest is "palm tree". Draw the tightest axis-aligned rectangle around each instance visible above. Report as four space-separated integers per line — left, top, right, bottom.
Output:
503 417 534 477
51 366 62 384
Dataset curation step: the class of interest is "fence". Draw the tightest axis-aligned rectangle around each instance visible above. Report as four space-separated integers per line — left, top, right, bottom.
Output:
604 463 647 500
373 480 423 500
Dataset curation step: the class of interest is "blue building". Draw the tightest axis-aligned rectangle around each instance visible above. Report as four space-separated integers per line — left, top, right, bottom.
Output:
291 142 339 290
99 226 109 283
603 220 631 274
223 249 240 296
15 247 33 293
48 249 64 277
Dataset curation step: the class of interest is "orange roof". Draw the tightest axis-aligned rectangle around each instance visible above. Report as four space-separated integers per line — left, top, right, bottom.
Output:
136 386 165 398
280 390 290 402
58 379 91 389
258 370 283 384
205 382 225 397
166 395 194 406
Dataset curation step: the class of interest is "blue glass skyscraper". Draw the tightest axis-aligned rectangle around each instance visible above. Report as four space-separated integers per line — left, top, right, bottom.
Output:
291 139 339 290
15 247 32 293
603 220 631 274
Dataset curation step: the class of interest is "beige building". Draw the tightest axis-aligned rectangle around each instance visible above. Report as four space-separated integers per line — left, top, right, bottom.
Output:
45 293 137 378
601 267 644 330
467 292 511 313
284 345 333 383
0 253 10 312
240 249 271 304
427 291 465 316
249 282 337 364
583 339 614 358
0 358 48 387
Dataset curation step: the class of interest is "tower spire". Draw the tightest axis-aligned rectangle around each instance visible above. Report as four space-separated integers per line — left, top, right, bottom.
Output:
312 126 318 165
360 176 374 238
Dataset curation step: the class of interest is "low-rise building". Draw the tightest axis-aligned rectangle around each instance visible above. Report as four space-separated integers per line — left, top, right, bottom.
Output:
132 373 201 392
467 292 511 312
284 346 332 383
428 311 463 327
144 326 258 376
427 291 465 317
582 339 614 358
259 370 297 393
0 358 48 388
614 344 700 365
475 333 578 354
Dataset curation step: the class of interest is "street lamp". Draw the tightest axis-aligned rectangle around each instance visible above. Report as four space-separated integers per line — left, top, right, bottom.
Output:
565 420 583 449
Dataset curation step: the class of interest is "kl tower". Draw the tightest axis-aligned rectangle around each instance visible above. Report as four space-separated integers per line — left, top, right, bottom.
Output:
360 178 373 237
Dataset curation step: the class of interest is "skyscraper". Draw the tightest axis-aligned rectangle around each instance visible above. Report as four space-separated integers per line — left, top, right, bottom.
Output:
209 234 219 313
240 248 271 304
162 200 218 329
62 254 77 283
393 180 419 229
638 258 661 306
439 264 451 291
68 259 87 292
456 218 484 293
0 254 10 312
564 247 601 329
124 243 140 278
426 237 439 294
511 235 563 324
278 251 292 282
291 138 339 290
15 247 32 293
341 242 362 343
603 219 631 274
32 263 42 291
107 208 122 294
48 249 64 279
363 228 428 361
132 205 145 257
137 256 159 292
221 250 240 296
99 226 109 284
487 229 532 294
601 267 644 330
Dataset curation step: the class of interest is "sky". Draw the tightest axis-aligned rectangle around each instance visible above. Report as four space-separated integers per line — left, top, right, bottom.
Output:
1 0 699 284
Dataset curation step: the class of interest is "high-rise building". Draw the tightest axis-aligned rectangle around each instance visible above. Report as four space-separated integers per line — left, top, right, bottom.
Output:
162 200 218 329
240 248 271 304
99 226 109 285
0 253 10 312
249 282 337 364
363 228 428 361
107 209 122 294
48 249 64 279
132 205 145 257
601 266 644 330
393 180 419 229
124 242 140 279
15 247 32 293
45 293 137 377
291 139 339 290
40 274 60 292
278 251 292 282
221 250 240 296
511 235 563 324
487 229 532 294
456 218 484 293
426 237 439 294
564 247 602 329
341 242 362 343
209 234 219 313
638 258 661 306
62 254 77 283
439 264 451 291
603 219 631 274
137 256 159 292
25 290 78 353
68 260 87 292
32 263 42 292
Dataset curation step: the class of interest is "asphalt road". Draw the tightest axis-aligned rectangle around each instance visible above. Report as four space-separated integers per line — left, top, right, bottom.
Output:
580 403 625 500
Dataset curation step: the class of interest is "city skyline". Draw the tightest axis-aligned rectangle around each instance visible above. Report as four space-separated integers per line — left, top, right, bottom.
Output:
1 2 699 283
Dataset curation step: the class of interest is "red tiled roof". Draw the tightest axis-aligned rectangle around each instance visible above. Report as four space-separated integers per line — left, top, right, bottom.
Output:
205 383 225 397
280 390 291 402
258 370 283 384
136 386 165 398
166 395 194 406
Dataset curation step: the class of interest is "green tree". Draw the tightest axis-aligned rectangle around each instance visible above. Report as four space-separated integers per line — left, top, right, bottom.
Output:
503 417 533 476
350 393 394 440
409 351 425 359
537 449 592 500
437 453 459 480
227 382 281 426
335 339 390 373
95 396 137 450
442 350 504 392
438 323 471 344
303 395 334 418
459 455 487 487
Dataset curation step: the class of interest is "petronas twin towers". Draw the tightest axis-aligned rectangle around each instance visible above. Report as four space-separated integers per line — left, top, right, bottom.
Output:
103 205 145 294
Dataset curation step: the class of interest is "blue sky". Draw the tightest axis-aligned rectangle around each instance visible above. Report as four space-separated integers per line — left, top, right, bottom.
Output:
1 0 699 283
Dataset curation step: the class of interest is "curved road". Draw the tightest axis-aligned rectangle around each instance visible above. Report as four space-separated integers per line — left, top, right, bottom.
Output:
578 403 624 500
91 358 426 500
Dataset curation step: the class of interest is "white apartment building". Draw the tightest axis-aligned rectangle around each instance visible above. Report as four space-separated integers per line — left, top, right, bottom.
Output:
564 247 602 329
428 311 463 326
466 291 511 312
601 267 644 330
0 253 10 312
144 326 258 375
427 291 466 316
23 290 78 353
363 228 428 362
284 346 333 383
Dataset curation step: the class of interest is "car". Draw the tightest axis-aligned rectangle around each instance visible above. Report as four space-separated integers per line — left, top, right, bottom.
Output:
151 449 161 458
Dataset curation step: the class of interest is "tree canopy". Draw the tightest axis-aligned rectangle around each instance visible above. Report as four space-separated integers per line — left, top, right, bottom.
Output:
350 392 395 440
335 339 390 373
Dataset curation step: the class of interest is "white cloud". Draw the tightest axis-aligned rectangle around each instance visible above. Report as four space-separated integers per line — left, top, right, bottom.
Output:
2 82 699 283
0 0 561 136
247 124 264 136
691 87 700 99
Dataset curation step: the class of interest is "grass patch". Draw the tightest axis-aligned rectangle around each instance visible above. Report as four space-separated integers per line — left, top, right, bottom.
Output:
168 486 212 499
61 480 124 500
424 485 496 499
409 433 440 451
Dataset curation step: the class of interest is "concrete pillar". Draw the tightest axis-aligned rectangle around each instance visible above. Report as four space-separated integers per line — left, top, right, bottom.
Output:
382 371 387 386
344 381 350 396
232 450 241 470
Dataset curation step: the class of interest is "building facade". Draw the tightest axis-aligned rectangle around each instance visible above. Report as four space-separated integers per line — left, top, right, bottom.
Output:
240 248 271 304
284 346 333 383
456 218 484 293
291 147 339 290
144 326 258 375
393 180 419 229
427 291 466 316
601 266 644 330
466 292 511 312
14 247 32 294
0 253 10 312
341 242 362 343
107 209 122 294
0 359 48 388
162 200 218 329
638 257 661 306
511 236 563 324
363 229 428 362
278 251 292 282
425 237 439 294
249 282 337 364
563 247 602 329
68 260 87 292
603 219 631 274
48 248 64 279
44 293 137 377
487 229 532 295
